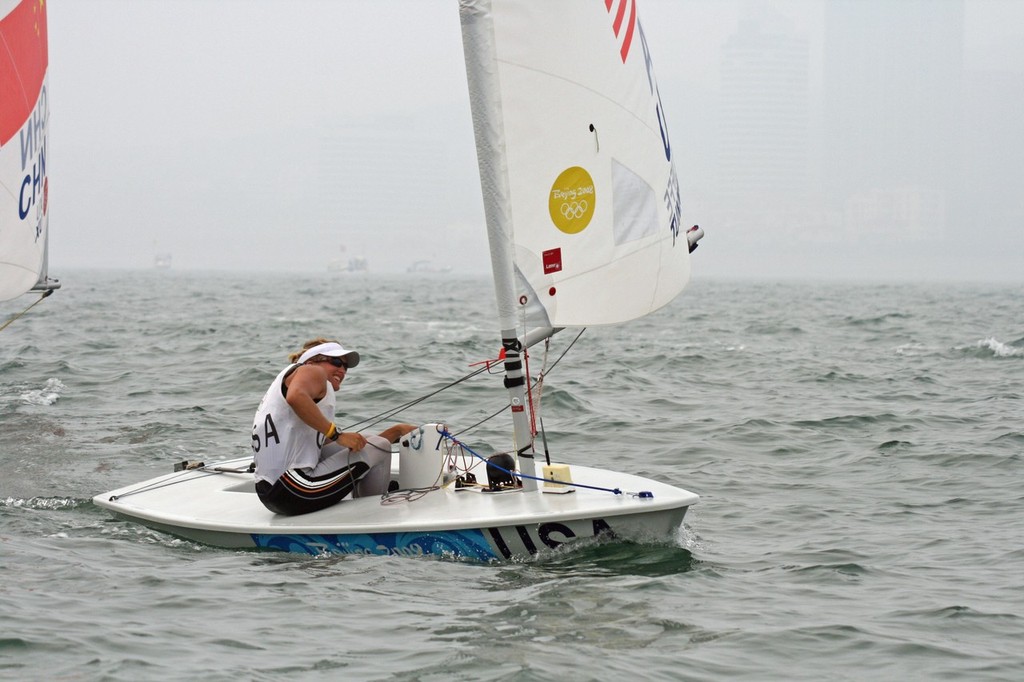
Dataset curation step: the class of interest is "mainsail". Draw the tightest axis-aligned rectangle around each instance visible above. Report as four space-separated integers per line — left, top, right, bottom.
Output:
460 0 691 333
460 0 696 492
0 0 58 302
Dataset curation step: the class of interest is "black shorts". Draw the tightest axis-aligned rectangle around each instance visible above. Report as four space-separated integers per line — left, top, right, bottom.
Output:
255 462 370 516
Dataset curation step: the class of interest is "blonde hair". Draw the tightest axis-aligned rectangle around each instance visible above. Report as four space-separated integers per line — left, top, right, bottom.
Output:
288 337 338 364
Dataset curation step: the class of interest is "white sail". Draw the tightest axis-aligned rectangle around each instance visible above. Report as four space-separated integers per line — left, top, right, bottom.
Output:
461 0 691 331
0 0 57 301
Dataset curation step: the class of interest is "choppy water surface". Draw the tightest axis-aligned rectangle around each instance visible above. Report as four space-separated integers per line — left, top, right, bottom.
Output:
2 271 1022 680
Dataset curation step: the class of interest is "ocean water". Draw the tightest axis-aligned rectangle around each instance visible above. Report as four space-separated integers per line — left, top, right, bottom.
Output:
2 270 1022 681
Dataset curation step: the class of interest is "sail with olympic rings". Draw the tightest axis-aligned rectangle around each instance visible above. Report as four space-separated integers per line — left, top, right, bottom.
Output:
460 0 696 331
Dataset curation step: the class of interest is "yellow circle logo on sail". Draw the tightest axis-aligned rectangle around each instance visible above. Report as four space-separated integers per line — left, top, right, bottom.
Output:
549 167 595 234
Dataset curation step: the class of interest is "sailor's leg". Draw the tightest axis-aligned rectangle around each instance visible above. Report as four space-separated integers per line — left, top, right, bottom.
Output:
316 435 392 497
256 462 370 515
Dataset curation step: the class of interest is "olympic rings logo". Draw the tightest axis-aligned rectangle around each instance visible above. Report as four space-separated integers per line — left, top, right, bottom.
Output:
549 166 596 234
560 201 588 219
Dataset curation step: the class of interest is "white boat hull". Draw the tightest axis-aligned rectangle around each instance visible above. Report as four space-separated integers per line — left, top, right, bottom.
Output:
94 456 698 562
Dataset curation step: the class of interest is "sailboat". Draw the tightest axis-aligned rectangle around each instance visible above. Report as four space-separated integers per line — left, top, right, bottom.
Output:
1 0 60 303
94 0 704 562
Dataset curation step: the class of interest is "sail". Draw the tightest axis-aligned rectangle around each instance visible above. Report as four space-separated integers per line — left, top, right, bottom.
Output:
460 0 691 330
0 0 56 301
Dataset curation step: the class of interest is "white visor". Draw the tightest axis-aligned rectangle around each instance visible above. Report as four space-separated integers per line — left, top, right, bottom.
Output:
297 342 360 368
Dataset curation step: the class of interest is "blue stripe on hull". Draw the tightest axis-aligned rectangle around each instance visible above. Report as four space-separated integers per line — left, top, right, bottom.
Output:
250 516 623 562
251 529 499 561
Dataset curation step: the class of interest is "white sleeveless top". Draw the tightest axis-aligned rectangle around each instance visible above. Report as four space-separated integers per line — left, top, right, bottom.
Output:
252 364 335 485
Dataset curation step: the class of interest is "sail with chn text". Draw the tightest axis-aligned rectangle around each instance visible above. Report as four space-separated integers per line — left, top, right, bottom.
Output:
460 0 692 330
1 0 58 301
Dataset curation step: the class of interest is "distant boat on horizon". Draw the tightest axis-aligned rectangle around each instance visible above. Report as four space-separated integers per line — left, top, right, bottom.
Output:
327 255 368 273
406 260 452 274
154 253 172 269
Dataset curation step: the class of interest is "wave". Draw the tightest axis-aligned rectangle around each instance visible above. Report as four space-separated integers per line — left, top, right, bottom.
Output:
815 370 870 383
19 377 66 405
972 337 1023 358
990 432 1024 445
792 413 905 429
529 536 700 577
1 378 66 409
895 342 938 357
844 312 913 326
0 496 84 510
886 604 1023 621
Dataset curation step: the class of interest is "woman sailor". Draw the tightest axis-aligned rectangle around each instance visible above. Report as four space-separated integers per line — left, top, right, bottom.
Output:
251 338 416 515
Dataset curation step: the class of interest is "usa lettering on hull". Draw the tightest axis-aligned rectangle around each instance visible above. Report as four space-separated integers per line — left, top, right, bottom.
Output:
486 518 615 560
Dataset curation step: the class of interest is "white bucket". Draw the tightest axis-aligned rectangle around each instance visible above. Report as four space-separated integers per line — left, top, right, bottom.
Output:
398 423 448 489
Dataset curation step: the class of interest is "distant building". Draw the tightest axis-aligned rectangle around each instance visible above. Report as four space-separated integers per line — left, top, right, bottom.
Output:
715 11 812 241
822 0 965 242
958 69 1024 241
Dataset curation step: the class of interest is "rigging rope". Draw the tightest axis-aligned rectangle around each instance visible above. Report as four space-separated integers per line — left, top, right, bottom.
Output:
528 338 551 439
437 426 623 496
105 467 227 501
0 289 54 333
342 363 492 432
524 345 537 436
343 328 587 438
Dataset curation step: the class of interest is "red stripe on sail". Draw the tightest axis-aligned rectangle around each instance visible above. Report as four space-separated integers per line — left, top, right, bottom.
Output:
619 0 636 63
611 0 627 37
606 0 637 63
0 0 49 147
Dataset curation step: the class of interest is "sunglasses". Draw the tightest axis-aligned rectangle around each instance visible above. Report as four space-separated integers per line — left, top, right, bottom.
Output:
324 356 348 369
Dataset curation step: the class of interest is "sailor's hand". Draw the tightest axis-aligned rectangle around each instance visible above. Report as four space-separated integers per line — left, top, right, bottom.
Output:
339 432 367 451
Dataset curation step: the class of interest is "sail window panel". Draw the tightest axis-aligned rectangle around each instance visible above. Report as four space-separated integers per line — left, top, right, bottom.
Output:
610 159 659 245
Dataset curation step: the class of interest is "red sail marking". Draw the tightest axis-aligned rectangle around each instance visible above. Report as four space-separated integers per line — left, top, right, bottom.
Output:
0 0 49 146
605 0 637 63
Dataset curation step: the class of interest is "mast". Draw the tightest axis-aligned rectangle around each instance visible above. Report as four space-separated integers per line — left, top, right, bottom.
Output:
31 239 61 293
459 0 542 491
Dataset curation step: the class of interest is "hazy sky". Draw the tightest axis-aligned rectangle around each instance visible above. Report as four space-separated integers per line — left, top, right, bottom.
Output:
43 0 1024 281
